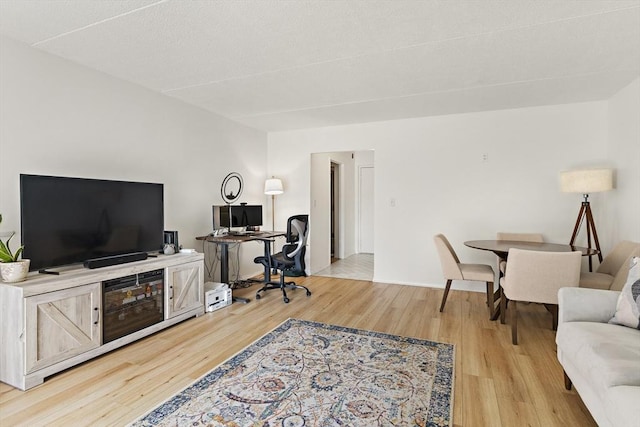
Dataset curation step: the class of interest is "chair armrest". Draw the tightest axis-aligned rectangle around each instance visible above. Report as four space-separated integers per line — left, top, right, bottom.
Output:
558 287 620 324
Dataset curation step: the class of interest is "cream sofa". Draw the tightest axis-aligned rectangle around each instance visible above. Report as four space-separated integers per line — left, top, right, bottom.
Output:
556 287 640 427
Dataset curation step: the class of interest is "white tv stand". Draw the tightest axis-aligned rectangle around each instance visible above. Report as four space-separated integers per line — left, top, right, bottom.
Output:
0 253 204 391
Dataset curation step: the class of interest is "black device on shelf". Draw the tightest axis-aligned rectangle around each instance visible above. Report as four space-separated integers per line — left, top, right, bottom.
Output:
20 174 164 271
84 252 148 269
163 230 179 251
212 204 262 230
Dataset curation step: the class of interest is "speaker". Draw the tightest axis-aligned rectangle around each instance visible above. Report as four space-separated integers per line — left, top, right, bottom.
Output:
163 231 179 250
84 252 148 269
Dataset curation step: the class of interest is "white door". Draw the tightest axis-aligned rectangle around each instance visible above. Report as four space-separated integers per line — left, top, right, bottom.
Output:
359 166 374 253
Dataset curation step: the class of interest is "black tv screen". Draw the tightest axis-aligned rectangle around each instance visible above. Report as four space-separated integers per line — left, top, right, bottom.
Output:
20 174 164 271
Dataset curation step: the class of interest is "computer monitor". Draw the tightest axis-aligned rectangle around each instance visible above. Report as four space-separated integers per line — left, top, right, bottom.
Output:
212 205 263 230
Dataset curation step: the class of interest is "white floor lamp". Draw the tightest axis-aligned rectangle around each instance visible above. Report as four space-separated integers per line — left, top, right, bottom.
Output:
560 168 613 272
264 177 284 231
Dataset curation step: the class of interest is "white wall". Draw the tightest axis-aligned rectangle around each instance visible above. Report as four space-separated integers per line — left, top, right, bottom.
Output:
309 152 330 273
268 102 612 289
0 36 268 279
606 78 640 244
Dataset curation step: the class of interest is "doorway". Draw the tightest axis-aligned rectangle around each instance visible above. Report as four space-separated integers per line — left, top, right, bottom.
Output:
310 150 374 280
330 162 340 261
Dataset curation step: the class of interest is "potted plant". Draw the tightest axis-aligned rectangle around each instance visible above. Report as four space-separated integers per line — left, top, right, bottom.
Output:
0 214 30 282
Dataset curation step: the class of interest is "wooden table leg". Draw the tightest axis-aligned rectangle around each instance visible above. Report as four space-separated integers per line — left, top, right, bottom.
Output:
489 291 501 321
488 254 506 321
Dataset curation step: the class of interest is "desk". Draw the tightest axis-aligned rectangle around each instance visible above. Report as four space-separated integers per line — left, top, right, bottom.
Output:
464 240 598 321
196 231 285 284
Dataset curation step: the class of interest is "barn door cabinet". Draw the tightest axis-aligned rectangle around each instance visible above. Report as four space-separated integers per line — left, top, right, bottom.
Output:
166 261 204 318
25 282 102 374
0 253 204 390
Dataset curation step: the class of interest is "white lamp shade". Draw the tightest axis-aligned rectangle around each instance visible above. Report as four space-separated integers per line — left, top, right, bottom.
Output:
560 169 613 193
264 178 284 195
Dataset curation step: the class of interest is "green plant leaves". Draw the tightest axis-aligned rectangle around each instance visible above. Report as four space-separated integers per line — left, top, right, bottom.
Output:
0 232 23 262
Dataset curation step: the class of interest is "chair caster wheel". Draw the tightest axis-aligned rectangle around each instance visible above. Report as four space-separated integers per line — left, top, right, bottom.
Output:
255 294 261 300
284 297 290 303
306 291 311 296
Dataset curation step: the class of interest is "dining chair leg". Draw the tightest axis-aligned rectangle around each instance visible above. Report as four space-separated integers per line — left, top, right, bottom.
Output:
544 304 559 331
485 281 495 318
511 300 518 345
500 288 507 324
486 282 493 307
563 370 572 390
439 279 453 312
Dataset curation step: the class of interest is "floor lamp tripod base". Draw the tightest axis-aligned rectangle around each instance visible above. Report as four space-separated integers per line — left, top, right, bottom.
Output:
569 196 603 272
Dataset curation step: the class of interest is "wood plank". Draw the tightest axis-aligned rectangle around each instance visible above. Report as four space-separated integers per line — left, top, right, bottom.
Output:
0 276 598 426
462 374 501 427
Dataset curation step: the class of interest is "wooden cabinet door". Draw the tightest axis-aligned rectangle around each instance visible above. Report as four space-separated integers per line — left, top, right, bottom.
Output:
166 261 204 318
25 283 101 373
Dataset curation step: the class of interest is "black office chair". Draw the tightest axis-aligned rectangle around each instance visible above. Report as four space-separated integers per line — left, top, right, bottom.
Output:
254 214 311 303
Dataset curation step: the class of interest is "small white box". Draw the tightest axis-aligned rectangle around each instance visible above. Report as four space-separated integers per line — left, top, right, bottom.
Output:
204 282 232 312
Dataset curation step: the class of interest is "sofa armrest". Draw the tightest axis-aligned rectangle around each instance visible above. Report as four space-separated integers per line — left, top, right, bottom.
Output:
558 287 619 324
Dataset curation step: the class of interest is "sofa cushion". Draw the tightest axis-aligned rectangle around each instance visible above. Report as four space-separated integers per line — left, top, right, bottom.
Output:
604 385 640 427
579 272 614 289
556 322 640 390
609 257 640 329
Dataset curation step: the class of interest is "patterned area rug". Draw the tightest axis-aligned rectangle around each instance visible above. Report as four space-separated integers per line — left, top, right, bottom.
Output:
131 318 455 427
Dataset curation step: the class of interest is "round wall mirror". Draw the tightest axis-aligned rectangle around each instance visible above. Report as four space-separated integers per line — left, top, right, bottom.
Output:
221 172 243 204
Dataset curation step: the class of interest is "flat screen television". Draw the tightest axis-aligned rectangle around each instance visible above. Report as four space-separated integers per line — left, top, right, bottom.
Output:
212 205 262 230
20 174 164 271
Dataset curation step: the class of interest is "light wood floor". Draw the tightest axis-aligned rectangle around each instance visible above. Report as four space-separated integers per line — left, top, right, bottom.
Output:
0 276 596 427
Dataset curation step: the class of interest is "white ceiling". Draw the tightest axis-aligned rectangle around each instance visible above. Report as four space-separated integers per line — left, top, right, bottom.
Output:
1 0 639 132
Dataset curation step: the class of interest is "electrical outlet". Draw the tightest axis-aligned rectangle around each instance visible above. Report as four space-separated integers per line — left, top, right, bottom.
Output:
482 153 489 162
390 198 396 207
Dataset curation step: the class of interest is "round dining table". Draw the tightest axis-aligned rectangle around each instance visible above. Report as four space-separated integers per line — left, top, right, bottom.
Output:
464 240 599 321
464 240 600 259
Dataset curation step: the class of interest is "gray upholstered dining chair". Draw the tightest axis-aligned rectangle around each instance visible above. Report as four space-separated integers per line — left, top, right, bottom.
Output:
579 240 640 291
496 232 544 273
433 234 495 316
500 248 581 344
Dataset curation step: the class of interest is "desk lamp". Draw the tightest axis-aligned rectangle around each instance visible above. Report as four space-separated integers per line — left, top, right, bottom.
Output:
264 177 284 231
560 168 613 271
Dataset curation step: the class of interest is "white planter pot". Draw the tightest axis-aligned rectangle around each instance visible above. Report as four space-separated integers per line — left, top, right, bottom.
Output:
0 260 30 283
